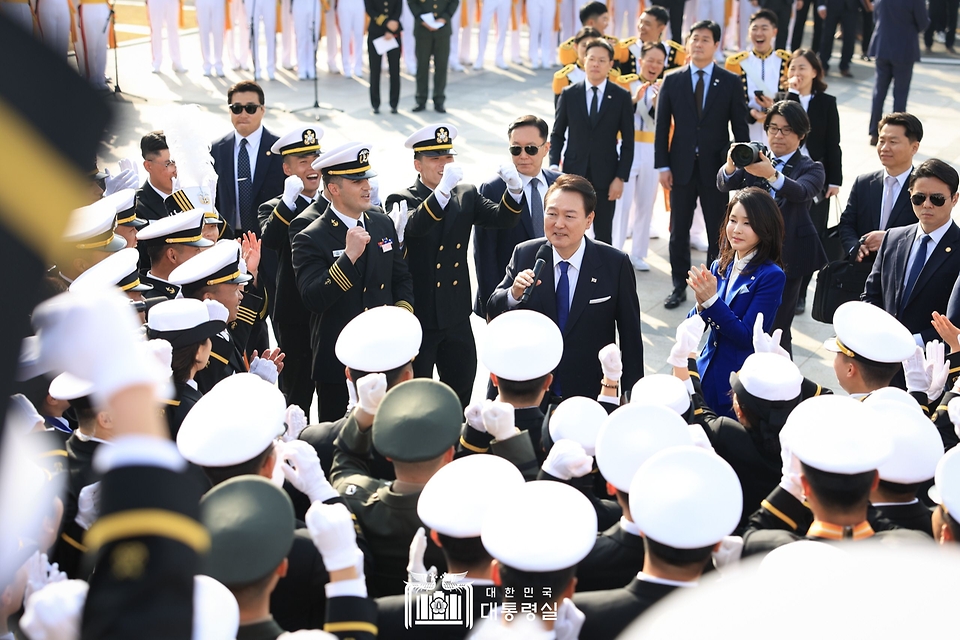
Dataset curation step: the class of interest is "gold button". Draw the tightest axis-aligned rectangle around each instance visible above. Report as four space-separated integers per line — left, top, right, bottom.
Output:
436 282 441 287
437 263 441 269
439 245 444 251
365 307 369 311
453 280 458 286
456 243 461 249
381 283 385 289
454 262 459 267
363 287 367 292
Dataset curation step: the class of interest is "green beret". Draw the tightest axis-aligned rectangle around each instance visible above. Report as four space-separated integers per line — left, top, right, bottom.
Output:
372 379 462 463
200 476 295 586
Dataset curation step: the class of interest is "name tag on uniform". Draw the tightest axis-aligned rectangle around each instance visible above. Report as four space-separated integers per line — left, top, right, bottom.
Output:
379 238 393 252
333 249 345 258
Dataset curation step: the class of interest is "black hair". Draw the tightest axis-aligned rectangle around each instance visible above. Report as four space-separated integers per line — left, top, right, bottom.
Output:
579 1 608 25
877 479 923 498
764 100 812 144
750 8 778 27
140 131 168 160
800 463 876 511
507 115 549 142
436 533 493 568
689 20 721 44
584 38 616 60
494 374 550 403
545 173 598 216
909 158 960 196
203 443 275 486
227 80 265 105
717 187 784 277
645 537 714 566
348 362 411 389
498 564 576 607
171 342 205 384
573 26 602 43
837 353 900 388
642 5 669 25
789 48 828 94
878 112 924 143
640 42 668 60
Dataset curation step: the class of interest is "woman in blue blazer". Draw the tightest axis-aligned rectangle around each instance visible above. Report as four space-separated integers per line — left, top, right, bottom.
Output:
687 188 786 418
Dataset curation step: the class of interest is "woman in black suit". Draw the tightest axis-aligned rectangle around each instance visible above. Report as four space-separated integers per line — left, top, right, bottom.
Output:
783 48 842 314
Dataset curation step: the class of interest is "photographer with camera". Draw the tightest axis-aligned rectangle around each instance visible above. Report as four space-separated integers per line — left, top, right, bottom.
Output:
718 100 826 356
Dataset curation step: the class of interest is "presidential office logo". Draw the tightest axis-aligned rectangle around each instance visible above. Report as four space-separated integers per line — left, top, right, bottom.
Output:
404 571 474 630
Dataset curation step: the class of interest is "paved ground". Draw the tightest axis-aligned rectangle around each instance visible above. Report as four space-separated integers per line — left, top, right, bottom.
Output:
85 23 960 408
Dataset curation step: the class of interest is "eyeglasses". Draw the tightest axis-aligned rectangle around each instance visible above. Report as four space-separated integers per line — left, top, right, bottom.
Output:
765 125 794 137
229 103 263 115
509 143 546 156
150 159 176 168
911 192 948 207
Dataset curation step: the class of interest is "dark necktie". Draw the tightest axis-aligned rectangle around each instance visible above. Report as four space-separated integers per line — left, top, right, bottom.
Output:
901 234 931 312
237 138 255 233
529 177 544 237
589 86 599 127
556 261 570 332
695 69 705 119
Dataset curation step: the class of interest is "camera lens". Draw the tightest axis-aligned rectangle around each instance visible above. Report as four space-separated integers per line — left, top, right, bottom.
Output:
730 143 758 168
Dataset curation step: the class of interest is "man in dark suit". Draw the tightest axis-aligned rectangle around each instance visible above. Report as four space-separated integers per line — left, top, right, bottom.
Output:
135 130 176 222
475 115 561 317
839 112 922 257
292 144 414 422
867 0 928 143
488 174 643 401
365 0 403 113
549 38 634 245
864 159 960 345
655 20 750 309
385 124 525 408
817 0 859 77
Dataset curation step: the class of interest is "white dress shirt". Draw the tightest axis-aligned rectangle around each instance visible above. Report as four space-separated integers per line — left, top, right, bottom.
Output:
585 78 608 115
880 166 912 224
233 125 264 214
148 178 171 200
635 572 699 588
331 205 363 228
507 237 587 307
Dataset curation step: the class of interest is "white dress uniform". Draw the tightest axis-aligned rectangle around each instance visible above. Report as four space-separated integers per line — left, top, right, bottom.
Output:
609 0 639 39
447 0 468 70
727 48 788 142
508 1 519 62
399 0 416 73
280 0 294 68
0 0 33 32
246 0 277 78
293 0 320 78
526 0 556 68
148 0 183 72
557 0 576 41
75 0 111 89
336 0 364 76
195 0 226 75
226 0 251 69
37 0 73 58
323 0 339 72
738 0 753 50
473 0 510 68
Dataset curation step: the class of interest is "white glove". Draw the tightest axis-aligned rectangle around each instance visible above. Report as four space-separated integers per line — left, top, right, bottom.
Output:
369 175 381 206
481 399 518 441
903 345 933 395
279 440 339 503
778 437 804 501
925 340 949 403
20 580 88 640
712 535 744 570
549 164 561 172
464 401 485 433
436 162 463 196
356 372 387 415
305 502 361 572
752 313 789 359
22 552 68 607
667 314 705 368
146 338 173 373
8 393 44 433
389 200 409 245
118 157 137 175
282 404 307 442
598 343 622 382
102 168 139 197
554 599 586 640
282 175 304 209
406 526 437 582
542 439 594 480
74 482 101 530
249 356 279 384
498 163 523 193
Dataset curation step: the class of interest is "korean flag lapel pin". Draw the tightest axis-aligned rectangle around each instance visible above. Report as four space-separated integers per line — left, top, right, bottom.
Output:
379 237 393 252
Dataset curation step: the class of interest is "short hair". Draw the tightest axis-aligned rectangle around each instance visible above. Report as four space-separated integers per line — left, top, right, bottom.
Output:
227 80 265 105
579 1 608 25
545 174 598 216
640 42 668 60
764 100 811 143
573 26 602 43
645 537 714 567
689 19 721 43
909 158 959 196
203 443 275 486
800 463 876 511
507 115 549 142
750 8 778 27
436 534 492 568
838 353 900 388
584 38 615 60
878 112 924 143
229 570 278 607
717 187 784 279
68 396 98 425
642 5 669 25
348 362 411 389
321 173 345 189
498 564 576 607
789 48 828 94
494 374 550 403
140 131 168 160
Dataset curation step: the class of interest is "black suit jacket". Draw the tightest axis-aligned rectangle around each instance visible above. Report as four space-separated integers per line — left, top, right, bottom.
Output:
655 64 750 185
211 127 285 231
838 169 916 254
291 205 414 383
785 91 842 188
574 577 679 640
365 0 402 37
872 501 933 536
473 170 561 317
575 523 646 593
549 81 634 189
135 179 169 221
863 222 960 342
487 237 644 400
718 151 827 278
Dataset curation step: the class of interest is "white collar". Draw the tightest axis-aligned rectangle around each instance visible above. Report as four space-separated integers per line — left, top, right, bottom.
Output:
619 516 642 537
553 237 587 272
871 498 920 507
520 170 547 188
587 78 607 93
185 379 199 390
147 178 172 199
75 430 110 445
734 249 758 272
916 219 953 244
331 205 363 228
145 271 175 285
234 125 264 151
635 571 698 588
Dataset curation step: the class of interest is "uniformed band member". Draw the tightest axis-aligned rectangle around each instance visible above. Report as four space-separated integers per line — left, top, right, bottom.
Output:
136 131 178 221
620 5 686 78
147 0 185 73
365 0 403 113
136 209 215 300
291 142 414 422
408 0 459 112
385 124 524 408
75 0 111 89
552 26 600 105
195 0 226 76
557 2 627 71
259 126 324 413
58 196 128 284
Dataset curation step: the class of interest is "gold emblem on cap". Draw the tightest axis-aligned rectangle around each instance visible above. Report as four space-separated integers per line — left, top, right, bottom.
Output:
436 127 449 144
304 129 317 146
358 148 370 164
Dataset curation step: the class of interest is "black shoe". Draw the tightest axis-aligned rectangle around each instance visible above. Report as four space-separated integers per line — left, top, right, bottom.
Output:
664 289 687 309
390 106 398 113
840 68 853 78
412 103 427 112
434 103 446 113
795 297 806 316
372 107 380 114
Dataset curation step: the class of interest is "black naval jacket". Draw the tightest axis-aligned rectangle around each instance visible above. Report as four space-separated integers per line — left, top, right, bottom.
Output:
259 194 315 329
574 577 679 640
292 205 414 384
385 178 523 331
51 433 102 579
140 273 181 300
872 501 934 536
575 521 647 593
135 180 169 221
194 281 268 394
366 0 403 37
162 380 203 439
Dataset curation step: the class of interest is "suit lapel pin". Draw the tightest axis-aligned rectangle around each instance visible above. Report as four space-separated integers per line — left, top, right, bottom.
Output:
591 277 597 283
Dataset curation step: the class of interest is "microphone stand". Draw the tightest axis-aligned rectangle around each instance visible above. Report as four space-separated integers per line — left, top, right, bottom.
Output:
105 0 147 101
287 0 341 118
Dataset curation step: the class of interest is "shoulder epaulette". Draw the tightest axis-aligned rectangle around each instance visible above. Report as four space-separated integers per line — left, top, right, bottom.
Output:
774 49 791 61
555 63 576 78
618 73 640 82
621 36 637 47
726 50 750 65
664 39 683 51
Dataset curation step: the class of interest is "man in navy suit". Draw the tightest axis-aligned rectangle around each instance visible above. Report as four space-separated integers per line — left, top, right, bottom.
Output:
864 159 960 345
487 174 643 401
655 20 750 309
474 115 561 317
867 0 929 144
838 112 923 258
548 38 634 245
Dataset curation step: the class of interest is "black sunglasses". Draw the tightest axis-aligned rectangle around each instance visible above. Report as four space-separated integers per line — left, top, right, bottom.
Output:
911 192 948 207
509 143 545 156
229 103 263 114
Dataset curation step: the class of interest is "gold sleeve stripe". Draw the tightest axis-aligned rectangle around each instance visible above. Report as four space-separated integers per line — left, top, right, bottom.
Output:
424 197 441 221
324 622 379 635
330 263 353 290
814 384 823 396
502 192 522 214
273 207 290 226
85 509 211 554
39 449 68 458
459 436 488 453
760 499 798 531
209 351 229 365
61 532 87 552
689 370 700 379
396 300 414 313
693 408 704 415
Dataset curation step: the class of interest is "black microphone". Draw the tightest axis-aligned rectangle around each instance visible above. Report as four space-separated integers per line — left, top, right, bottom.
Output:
520 243 552 303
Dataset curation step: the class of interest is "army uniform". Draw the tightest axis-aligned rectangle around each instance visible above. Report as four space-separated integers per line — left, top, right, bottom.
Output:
408 0 459 110
725 48 791 142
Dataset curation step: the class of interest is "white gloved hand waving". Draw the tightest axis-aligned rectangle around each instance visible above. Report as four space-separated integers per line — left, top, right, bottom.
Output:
436 163 463 196
305 502 361 572
752 313 789 359
498 163 523 193
356 372 387 415
282 404 307 442
667 314 705 368
598 343 623 382
481 399 517 441
541 439 594 480
282 175 304 209
554 599 586 640
389 200 409 245
75 481 101 530
249 356 279 384
279 440 339 503
406 526 437 583
464 401 485 433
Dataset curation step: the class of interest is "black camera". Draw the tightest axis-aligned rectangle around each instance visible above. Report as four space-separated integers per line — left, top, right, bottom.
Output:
730 141 768 168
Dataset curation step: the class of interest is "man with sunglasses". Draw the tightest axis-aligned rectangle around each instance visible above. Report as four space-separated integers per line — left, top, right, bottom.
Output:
864 158 960 347
474 115 560 318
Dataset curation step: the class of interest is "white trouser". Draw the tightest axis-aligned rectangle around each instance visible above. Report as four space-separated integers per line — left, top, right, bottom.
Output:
454 0 475 62
449 3 462 64
337 0 363 74
196 0 225 73
613 142 658 257
526 0 555 66
739 0 753 50
76 3 110 87
475 0 510 66
247 0 277 77
680 0 696 39
280 0 294 66
148 0 182 69
610 0 640 40
293 0 320 76
0 3 32 32
37 0 72 58
324 0 339 70
227 0 251 67
400 0 416 72
557 0 576 41
509 2 519 61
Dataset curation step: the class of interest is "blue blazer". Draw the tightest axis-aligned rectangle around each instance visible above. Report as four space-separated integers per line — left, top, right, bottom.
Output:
868 0 929 64
691 259 786 417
